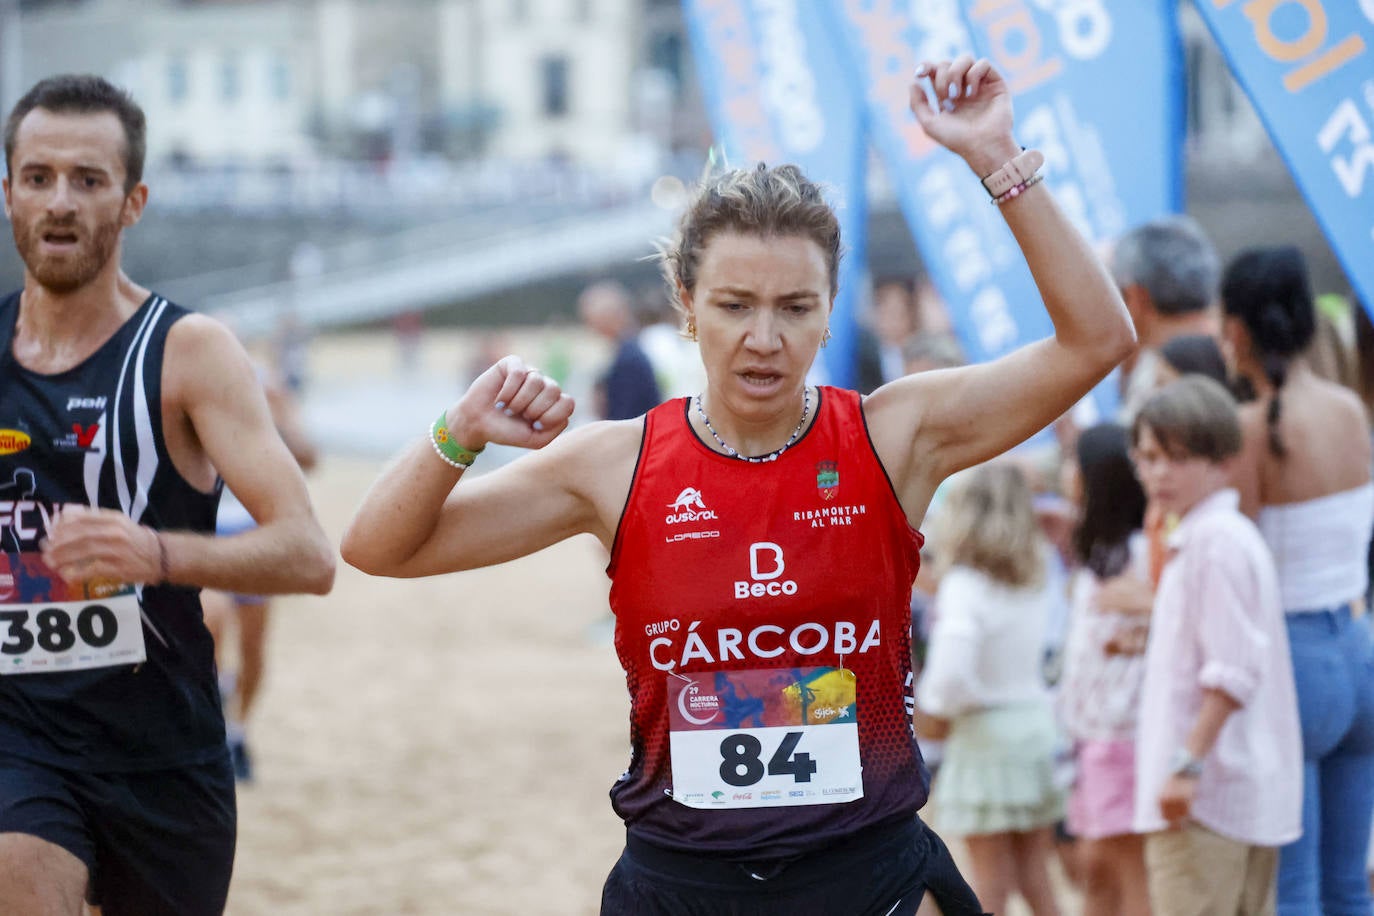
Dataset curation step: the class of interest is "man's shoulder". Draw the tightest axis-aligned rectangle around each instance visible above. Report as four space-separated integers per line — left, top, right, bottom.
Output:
161 310 255 396
161 308 241 353
616 335 654 362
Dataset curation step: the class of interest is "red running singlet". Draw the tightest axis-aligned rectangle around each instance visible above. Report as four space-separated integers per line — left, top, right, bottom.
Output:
607 387 930 860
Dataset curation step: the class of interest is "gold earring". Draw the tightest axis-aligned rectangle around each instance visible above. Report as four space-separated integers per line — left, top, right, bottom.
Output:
821 326 832 347
686 315 698 341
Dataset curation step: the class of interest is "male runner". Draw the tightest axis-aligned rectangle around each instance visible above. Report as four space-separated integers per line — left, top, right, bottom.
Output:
0 74 334 915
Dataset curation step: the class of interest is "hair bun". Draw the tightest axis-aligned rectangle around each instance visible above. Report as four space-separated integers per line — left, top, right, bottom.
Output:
1256 300 1294 342
1221 246 1316 359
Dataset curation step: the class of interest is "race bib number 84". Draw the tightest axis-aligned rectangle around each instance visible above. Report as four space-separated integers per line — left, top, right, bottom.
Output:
667 667 863 809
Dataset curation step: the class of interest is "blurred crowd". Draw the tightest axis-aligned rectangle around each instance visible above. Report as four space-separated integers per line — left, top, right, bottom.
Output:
907 221 1374 915
572 217 1374 915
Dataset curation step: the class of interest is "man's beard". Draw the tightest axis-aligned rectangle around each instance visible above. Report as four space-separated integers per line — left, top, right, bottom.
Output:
13 210 123 295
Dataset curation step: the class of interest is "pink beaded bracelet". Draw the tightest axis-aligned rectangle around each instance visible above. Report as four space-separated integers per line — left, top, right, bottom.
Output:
991 172 1044 206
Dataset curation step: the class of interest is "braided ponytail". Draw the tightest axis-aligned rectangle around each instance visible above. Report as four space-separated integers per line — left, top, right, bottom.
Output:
1263 352 1288 458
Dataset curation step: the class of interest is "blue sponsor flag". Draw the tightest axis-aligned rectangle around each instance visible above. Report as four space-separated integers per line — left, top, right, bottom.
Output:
824 1 1185 422
1193 1 1374 322
961 0 1186 242
682 0 868 389
957 0 1187 419
821 2 1056 379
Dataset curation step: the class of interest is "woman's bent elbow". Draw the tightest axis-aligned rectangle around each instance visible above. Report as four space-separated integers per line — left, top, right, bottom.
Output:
339 533 379 578
1108 323 1138 365
339 529 407 579
1087 320 1137 372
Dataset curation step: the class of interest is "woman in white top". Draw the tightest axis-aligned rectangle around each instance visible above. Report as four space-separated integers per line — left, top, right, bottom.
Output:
1224 246 1374 916
917 463 1064 916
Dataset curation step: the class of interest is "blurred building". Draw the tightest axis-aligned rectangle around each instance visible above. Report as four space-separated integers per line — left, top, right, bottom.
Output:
8 0 313 164
0 1 1355 325
1173 3 1347 299
2 0 705 169
1178 2 1269 165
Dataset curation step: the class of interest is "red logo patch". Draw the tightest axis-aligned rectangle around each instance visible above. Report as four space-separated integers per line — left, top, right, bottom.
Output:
72 423 100 449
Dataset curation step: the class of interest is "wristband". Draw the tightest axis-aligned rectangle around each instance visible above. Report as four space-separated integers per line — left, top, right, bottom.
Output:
980 148 1044 199
1170 748 1204 779
430 412 484 470
155 531 170 585
991 172 1045 206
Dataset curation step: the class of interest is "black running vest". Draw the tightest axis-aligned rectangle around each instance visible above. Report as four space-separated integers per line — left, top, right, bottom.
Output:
0 291 225 771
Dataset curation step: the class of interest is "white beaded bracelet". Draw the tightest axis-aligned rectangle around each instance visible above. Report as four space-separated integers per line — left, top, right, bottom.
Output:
429 432 473 471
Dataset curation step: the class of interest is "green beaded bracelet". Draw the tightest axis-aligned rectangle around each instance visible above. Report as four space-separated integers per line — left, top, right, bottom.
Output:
430 412 484 469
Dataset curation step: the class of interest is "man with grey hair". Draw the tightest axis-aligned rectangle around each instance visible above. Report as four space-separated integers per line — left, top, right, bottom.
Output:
1111 215 1222 420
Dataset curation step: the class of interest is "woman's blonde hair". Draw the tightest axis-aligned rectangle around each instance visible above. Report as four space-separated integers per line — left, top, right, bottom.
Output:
657 163 841 323
933 463 1045 588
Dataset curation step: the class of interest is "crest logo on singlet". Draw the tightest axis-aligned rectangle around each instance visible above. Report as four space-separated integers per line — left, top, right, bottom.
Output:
665 487 718 525
73 424 100 449
816 461 839 500
55 421 102 453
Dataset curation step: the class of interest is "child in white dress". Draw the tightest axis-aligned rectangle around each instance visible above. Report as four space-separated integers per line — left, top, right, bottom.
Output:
917 463 1065 916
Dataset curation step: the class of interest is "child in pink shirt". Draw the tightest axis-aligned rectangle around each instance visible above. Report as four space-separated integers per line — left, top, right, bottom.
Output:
1130 376 1302 915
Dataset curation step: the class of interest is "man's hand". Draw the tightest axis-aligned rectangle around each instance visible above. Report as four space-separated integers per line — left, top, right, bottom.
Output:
1158 774 1197 828
41 506 161 586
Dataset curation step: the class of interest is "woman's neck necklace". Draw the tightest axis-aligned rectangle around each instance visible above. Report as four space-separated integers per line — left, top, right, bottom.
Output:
694 388 810 463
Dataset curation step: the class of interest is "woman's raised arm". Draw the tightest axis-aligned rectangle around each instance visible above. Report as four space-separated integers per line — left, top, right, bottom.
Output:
866 56 1135 507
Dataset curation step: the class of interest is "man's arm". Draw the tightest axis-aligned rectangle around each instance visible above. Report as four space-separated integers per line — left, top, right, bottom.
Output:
41 316 334 594
168 316 334 594
1158 687 1241 826
1158 534 1266 825
264 373 319 472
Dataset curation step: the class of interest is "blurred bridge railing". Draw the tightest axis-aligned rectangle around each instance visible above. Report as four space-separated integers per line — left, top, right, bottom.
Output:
189 199 677 338
136 154 695 329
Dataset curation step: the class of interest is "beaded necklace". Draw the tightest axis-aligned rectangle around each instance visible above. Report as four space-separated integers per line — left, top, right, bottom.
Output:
693 387 810 463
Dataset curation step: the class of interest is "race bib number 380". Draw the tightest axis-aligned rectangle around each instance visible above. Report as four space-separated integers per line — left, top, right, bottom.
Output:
0 554 146 675
667 667 863 809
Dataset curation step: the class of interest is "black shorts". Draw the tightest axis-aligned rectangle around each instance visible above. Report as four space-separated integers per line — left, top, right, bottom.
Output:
0 750 236 916
600 816 987 916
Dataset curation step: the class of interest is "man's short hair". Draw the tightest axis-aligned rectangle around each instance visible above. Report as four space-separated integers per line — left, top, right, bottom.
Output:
1112 216 1219 316
872 276 917 296
4 74 147 192
1132 375 1241 463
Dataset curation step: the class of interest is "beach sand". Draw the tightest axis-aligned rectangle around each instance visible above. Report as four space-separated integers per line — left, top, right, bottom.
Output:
227 456 628 916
